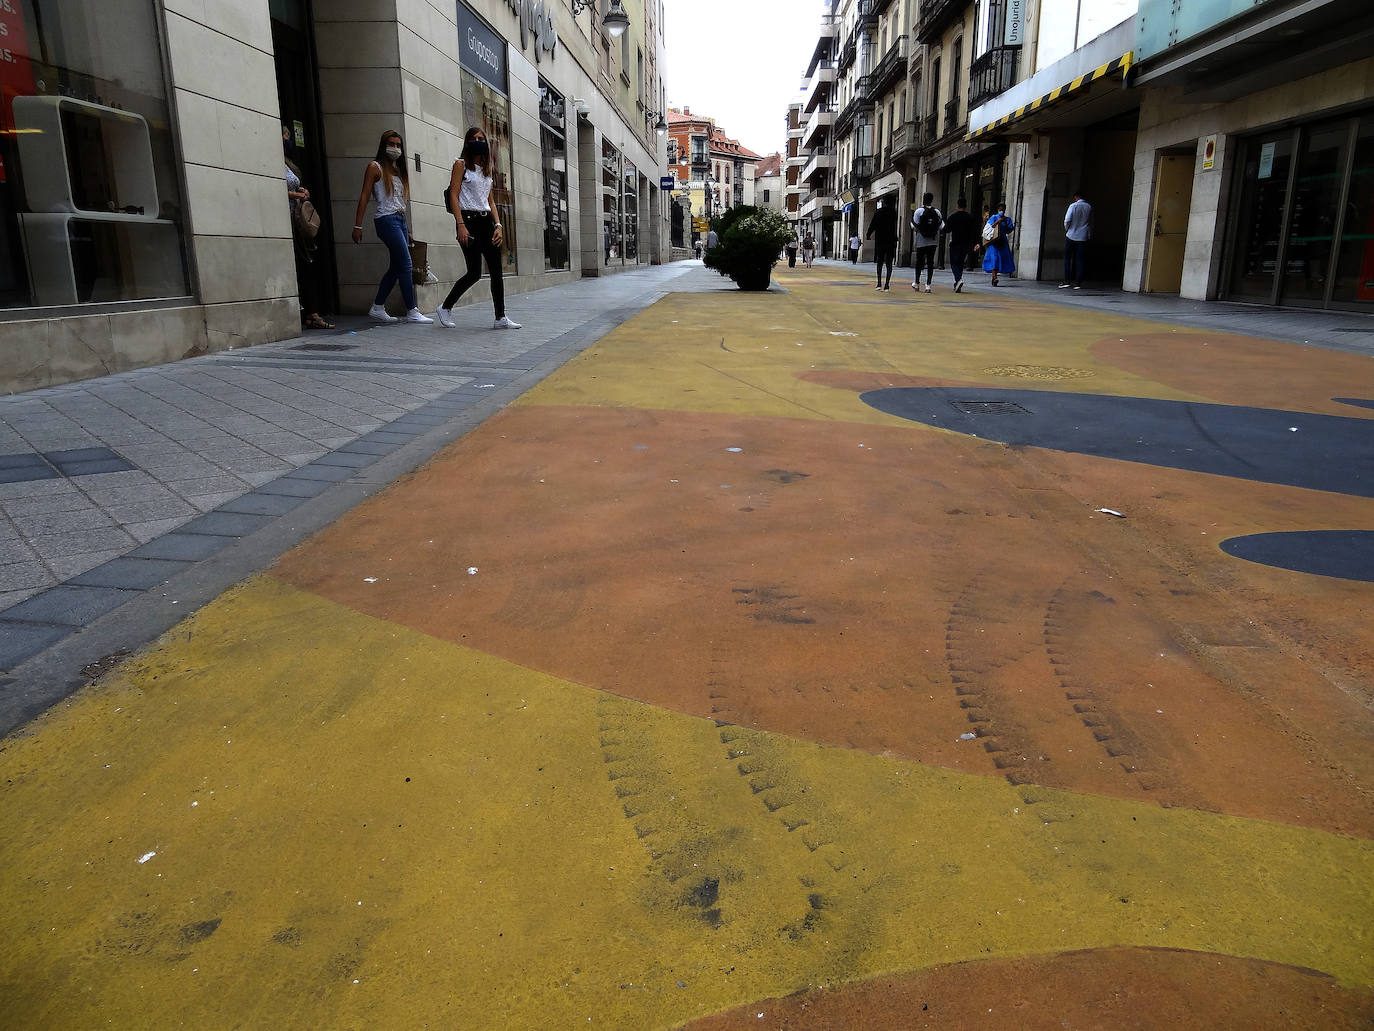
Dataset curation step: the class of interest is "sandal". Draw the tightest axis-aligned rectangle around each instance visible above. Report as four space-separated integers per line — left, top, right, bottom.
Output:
304 313 335 329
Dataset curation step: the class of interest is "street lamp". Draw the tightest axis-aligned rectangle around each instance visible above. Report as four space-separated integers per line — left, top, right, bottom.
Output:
645 109 669 137
570 0 630 38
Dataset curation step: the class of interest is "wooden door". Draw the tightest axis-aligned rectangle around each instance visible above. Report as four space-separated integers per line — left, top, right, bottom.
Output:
1145 152 1194 294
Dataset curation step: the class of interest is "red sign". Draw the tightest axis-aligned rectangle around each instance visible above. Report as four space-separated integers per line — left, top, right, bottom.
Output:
0 0 36 132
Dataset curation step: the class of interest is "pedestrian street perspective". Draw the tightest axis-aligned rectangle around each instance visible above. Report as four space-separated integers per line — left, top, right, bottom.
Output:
1 258 1372 1028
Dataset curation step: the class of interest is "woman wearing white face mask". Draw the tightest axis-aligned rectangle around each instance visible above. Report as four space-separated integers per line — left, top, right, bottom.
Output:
350 129 432 324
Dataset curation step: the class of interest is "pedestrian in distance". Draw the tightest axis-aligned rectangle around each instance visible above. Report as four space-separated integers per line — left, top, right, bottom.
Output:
866 197 898 291
435 126 521 330
694 237 703 260
911 192 941 293
981 201 1016 286
350 129 432 324
849 232 861 264
802 232 816 268
284 125 332 330
706 226 719 254
785 232 798 268
1061 189 1092 289
939 196 979 294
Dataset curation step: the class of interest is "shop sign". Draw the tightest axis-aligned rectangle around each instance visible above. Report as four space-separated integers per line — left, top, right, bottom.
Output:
0 0 36 130
457 2 508 91
503 0 558 63
1202 135 1216 171
660 176 674 190
1003 0 1024 46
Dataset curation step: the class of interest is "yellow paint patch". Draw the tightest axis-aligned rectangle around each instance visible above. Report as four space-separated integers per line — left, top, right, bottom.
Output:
1 578 1370 1029
517 276 1212 423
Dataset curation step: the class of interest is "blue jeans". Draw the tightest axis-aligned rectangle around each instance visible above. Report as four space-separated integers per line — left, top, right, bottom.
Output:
373 212 416 310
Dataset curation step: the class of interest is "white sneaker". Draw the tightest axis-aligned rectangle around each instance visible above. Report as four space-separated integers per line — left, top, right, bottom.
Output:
434 307 455 328
954 281 963 293
368 304 397 323
405 308 433 324
493 316 522 330
924 284 932 293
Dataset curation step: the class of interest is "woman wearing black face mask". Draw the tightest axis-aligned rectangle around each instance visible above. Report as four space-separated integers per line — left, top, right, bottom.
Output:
435 127 520 330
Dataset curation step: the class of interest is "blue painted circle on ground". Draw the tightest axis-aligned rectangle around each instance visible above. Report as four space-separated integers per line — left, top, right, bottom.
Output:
1220 530 1374 583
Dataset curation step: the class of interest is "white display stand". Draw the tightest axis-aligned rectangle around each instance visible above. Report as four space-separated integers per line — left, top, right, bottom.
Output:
12 95 177 304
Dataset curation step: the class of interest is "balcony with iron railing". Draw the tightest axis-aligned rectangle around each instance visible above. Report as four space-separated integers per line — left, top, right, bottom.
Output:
916 0 974 45
857 0 880 27
943 97 964 139
968 45 1020 111
852 155 877 183
866 34 908 99
834 91 874 134
838 28 858 72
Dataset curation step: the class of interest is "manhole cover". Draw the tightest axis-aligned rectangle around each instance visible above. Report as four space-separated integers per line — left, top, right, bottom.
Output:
950 400 1032 416
291 342 358 352
983 364 1095 380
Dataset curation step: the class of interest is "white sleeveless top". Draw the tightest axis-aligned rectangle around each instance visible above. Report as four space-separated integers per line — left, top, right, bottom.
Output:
371 164 406 218
458 165 492 212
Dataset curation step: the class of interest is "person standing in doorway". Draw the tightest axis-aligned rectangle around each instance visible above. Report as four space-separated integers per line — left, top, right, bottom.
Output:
435 127 521 330
350 129 432 324
1061 189 1092 289
849 231 861 263
982 201 1016 286
939 196 979 293
911 192 942 293
866 197 898 291
284 125 332 329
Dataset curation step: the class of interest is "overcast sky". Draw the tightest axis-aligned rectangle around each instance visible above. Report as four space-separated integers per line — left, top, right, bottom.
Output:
662 0 826 158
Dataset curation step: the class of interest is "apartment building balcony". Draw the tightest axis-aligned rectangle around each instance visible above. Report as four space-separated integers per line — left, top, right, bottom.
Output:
838 27 858 73
804 66 836 113
787 150 808 168
852 155 877 183
942 97 964 139
857 0 880 29
799 191 836 219
805 14 840 78
803 106 835 149
916 0 973 45
968 45 1020 110
788 121 805 140
889 121 922 162
802 151 836 184
866 34 908 99
834 92 874 134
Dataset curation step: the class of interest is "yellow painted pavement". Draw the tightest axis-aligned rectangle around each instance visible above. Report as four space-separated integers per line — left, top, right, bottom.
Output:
1 578 1370 1029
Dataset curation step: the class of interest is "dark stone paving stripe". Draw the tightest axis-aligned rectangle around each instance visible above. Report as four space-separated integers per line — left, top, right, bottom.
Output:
288 464 356 483
179 512 275 537
69 557 192 590
311 452 380 469
253 477 332 499
0 623 71 671
2 585 138 627
129 533 234 561
217 493 309 516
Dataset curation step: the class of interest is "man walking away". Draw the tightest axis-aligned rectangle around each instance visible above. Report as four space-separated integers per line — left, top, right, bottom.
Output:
866 197 898 291
706 226 719 255
911 192 941 293
939 196 978 294
1061 189 1092 289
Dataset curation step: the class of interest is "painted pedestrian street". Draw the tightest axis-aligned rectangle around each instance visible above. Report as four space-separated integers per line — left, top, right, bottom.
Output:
2 265 1372 1028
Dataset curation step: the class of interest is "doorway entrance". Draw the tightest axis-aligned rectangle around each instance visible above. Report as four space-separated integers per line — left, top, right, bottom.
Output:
1224 109 1374 310
271 0 337 317
1145 149 1195 293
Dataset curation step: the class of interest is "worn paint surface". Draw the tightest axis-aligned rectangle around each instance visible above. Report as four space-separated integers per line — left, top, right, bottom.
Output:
2 265 1372 1027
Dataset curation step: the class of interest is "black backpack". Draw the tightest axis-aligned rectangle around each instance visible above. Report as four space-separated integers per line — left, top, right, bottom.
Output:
916 207 941 237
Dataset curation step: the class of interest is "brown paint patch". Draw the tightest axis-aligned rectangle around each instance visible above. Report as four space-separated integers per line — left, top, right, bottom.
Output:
1092 333 1374 416
678 947 1374 1030
272 405 1374 836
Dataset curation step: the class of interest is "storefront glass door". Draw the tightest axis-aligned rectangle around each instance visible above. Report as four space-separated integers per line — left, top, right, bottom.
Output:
1331 114 1374 307
1280 121 1348 305
1228 132 1294 302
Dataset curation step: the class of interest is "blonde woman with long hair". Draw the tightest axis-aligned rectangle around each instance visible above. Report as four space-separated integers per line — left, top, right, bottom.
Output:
350 128 432 323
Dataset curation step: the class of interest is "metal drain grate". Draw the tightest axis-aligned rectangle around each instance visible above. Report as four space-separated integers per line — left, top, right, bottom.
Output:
950 400 1032 416
291 342 359 352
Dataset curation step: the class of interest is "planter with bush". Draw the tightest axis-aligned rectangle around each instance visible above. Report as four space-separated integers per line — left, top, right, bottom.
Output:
702 206 794 291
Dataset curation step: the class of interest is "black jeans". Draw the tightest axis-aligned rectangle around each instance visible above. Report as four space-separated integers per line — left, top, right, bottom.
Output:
786 248 797 268
875 243 895 287
444 210 505 317
914 245 936 284
948 244 969 283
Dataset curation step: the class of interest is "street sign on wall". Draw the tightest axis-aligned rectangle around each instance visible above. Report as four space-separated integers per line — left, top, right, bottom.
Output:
660 176 675 190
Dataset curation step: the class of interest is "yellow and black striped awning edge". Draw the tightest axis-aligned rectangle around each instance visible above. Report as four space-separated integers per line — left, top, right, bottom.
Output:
968 51 1134 141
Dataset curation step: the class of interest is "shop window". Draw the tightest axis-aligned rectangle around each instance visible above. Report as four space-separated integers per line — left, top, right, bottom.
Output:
602 138 621 264
0 0 191 309
1332 114 1374 307
538 78 569 271
623 160 638 263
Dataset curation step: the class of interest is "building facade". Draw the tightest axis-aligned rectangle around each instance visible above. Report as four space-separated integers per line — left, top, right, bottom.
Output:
665 107 760 239
754 153 784 215
0 0 671 394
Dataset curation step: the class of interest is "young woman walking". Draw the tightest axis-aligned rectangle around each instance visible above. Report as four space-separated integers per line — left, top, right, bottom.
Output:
435 127 521 330
981 201 1016 287
350 129 432 324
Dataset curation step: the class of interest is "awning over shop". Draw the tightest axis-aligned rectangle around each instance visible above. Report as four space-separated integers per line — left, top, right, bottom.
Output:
969 51 1132 141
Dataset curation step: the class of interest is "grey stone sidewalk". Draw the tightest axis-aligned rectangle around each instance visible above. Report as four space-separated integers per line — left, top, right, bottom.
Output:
0 262 699 684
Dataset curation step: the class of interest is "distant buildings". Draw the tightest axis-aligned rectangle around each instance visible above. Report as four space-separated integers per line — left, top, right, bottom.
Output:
666 108 765 241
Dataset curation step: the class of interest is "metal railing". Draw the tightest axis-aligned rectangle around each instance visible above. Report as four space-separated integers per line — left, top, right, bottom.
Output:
943 98 962 138
968 45 1020 110
917 0 973 44
866 34 908 99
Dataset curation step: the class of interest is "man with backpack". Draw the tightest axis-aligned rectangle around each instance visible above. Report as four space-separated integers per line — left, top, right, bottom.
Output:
911 192 942 293
939 196 979 293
